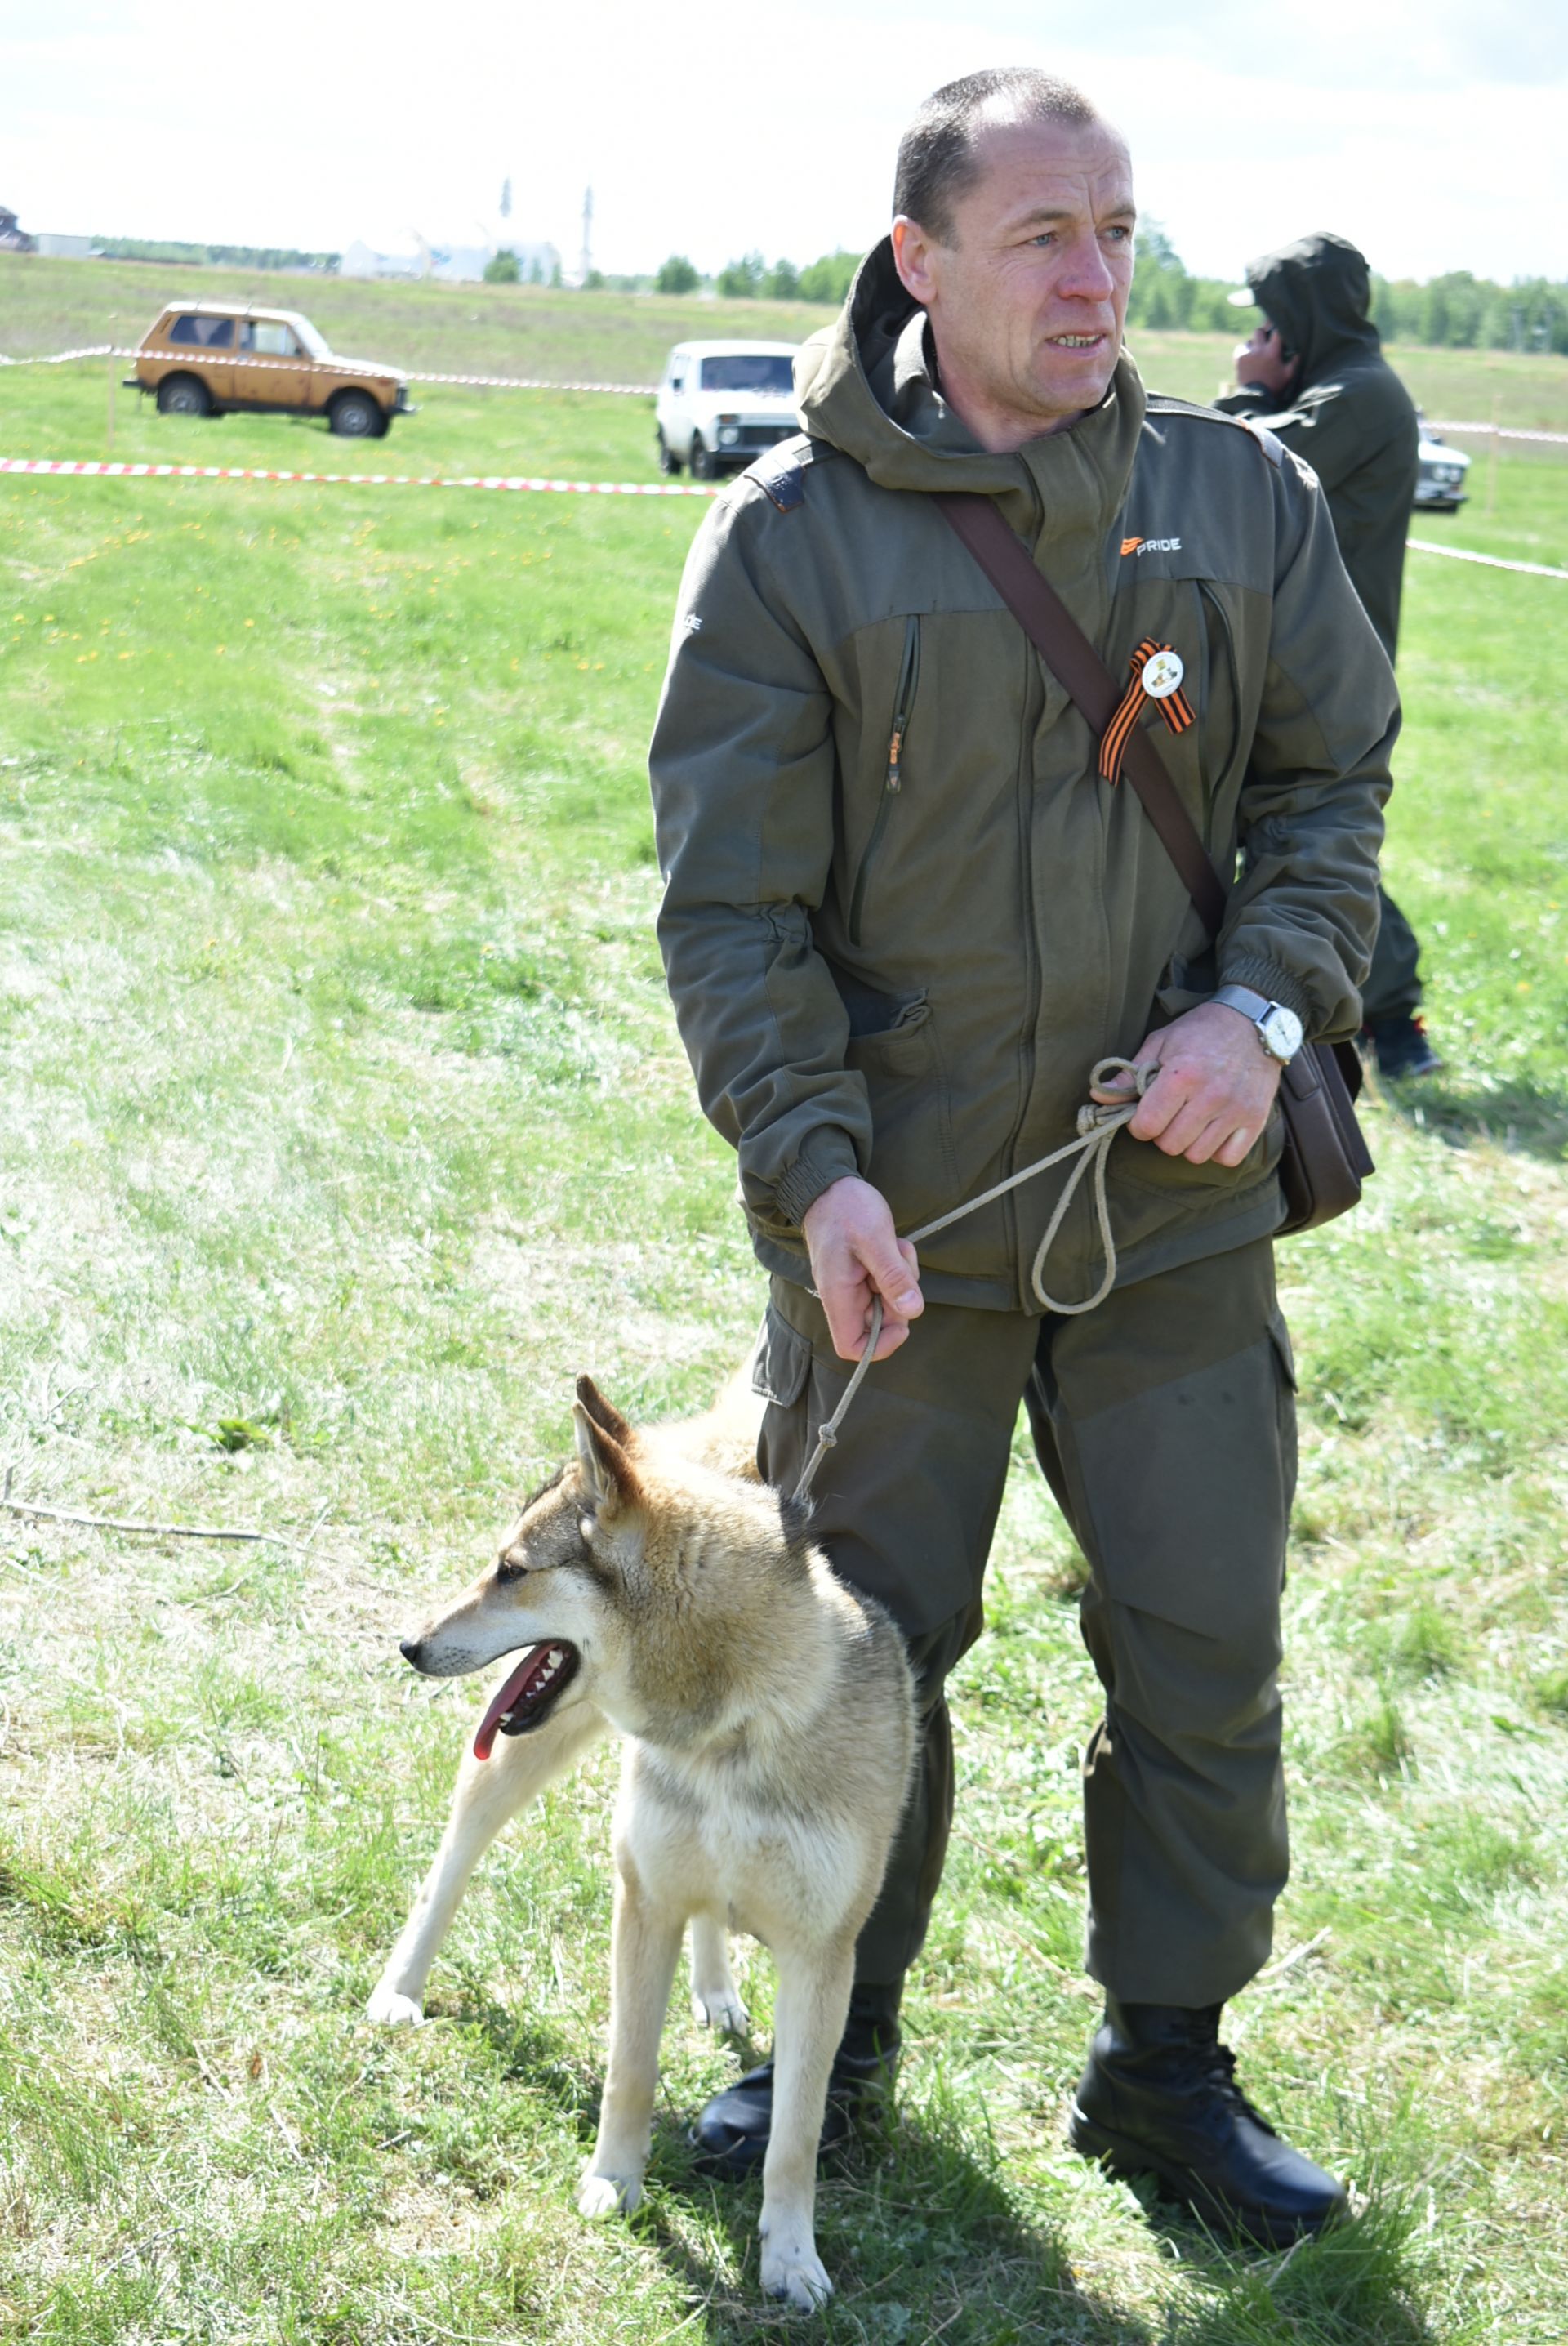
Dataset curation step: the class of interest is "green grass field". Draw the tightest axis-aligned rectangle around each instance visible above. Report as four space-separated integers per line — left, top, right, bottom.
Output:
2 312 1566 2345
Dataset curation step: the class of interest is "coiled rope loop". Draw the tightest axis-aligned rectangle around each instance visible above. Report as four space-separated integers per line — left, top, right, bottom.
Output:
794 1059 1152 1500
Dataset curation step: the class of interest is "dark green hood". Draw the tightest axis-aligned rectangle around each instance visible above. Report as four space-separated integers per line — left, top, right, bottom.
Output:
1243 233 1381 389
795 234 1147 524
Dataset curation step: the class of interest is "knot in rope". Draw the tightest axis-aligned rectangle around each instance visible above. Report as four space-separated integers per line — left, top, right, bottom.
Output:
792 1057 1155 1501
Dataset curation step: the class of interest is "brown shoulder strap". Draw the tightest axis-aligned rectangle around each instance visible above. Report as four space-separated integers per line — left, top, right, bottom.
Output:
933 491 1228 939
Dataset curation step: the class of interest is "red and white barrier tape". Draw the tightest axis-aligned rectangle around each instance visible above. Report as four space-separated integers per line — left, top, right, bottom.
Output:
0 455 714 495
410 371 653 393
1407 536 1568 580
7 457 1564 572
1427 419 1568 445
0 345 130 366
1 344 656 393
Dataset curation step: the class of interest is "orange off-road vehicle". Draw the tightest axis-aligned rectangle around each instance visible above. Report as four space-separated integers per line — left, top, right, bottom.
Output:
124 301 414 437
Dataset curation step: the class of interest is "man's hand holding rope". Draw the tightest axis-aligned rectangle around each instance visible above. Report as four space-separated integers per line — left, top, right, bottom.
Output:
1091 1000 1283 1167
802 1177 924 1364
802 1003 1281 1367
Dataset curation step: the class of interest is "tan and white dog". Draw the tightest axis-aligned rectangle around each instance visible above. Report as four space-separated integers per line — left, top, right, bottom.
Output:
370 1374 915 2311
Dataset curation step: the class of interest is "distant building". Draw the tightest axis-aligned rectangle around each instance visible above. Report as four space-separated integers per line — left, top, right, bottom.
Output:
0 205 36 254
341 239 423 281
35 233 96 261
429 246 492 285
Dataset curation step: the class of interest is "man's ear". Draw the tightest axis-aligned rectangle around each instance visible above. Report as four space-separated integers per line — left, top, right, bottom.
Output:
572 1398 639 1520
891 214 939 308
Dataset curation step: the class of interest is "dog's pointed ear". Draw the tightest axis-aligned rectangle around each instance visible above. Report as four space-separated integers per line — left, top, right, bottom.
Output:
572 1398 639 1519
575 1373 633 1447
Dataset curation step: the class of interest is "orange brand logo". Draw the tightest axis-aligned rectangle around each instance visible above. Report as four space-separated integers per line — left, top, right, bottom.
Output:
1120 536 1144 555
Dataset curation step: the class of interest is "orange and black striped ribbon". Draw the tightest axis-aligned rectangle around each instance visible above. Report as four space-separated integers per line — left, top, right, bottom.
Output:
1098 639 1195 786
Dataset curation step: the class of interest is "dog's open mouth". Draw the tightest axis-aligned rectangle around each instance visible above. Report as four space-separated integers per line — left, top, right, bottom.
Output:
472 1642 581 1760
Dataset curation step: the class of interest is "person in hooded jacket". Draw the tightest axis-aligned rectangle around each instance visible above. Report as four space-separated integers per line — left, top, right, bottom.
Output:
1216 234 1441 1079
651 69 1396 2247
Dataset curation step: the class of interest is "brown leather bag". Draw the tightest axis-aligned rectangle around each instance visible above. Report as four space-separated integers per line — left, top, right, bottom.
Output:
934 491 1374 1234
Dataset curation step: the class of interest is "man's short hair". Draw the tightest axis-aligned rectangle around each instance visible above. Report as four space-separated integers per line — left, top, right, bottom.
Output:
893 68 1100 243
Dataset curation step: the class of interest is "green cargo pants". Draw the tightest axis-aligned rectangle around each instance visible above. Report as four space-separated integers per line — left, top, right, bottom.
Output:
1361 883 1423 1025
754 1238 1296 2009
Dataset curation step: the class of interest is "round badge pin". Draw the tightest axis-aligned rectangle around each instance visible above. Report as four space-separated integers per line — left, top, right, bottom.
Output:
1142 649 1185 700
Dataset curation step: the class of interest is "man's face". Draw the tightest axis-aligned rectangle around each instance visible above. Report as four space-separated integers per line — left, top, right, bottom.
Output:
1234 319 1300 398
892 115 1136 446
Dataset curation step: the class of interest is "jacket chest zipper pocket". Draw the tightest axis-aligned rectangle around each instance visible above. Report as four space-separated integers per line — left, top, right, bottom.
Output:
849 614 921 948
1196 579 1241 826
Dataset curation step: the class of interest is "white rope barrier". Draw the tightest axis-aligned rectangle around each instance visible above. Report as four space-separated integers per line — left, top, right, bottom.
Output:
1407 536 1568 580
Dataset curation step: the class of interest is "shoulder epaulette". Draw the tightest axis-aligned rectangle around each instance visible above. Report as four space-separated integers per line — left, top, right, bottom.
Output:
1144 393 1229 424
1234 415 1285 467
745 434 838 514
1143 395 1285 469
752 450 805 511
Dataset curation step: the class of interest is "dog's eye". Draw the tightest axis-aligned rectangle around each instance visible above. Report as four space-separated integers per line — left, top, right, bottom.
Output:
495 1554 527 1584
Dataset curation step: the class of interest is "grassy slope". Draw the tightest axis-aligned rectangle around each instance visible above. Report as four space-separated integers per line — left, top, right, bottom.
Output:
4 251 1567 428
1 343 1566 2344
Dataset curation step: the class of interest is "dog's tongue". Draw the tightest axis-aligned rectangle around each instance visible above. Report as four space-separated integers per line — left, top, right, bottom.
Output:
473 1644 551 1762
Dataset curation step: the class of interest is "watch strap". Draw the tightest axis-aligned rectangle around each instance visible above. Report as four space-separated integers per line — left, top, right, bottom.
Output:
1214 983 1274 1024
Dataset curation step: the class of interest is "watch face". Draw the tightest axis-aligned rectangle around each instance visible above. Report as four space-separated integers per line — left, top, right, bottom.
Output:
1262 1006 1303 1060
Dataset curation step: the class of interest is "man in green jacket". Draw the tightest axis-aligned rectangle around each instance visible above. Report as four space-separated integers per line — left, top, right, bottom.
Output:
650 68 1396 2245
1217 234 1440 1079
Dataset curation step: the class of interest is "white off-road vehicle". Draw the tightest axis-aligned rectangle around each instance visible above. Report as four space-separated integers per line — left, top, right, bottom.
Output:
655 341 800 479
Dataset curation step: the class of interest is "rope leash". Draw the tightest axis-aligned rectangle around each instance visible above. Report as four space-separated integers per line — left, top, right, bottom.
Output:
793 1057 1152 1500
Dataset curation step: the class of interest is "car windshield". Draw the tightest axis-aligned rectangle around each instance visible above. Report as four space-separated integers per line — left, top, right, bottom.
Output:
698 355 794 394
289 317 332 359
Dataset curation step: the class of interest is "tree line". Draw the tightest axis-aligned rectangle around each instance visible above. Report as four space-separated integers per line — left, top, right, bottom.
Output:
653 229 1568 354
653 251 858 303
1125 224 1568 353
91 236 338 272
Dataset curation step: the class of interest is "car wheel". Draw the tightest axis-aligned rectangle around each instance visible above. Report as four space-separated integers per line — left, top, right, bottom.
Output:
657 430 682 476
156 374 211 417
330 391 382 439
689 433 715 481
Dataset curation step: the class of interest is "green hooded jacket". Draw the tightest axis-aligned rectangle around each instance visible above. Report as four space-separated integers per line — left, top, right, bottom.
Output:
650 240 1398 1313
1216 234 1419 661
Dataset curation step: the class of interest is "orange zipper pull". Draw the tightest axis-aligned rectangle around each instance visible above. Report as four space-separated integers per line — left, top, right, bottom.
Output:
886 728 904 791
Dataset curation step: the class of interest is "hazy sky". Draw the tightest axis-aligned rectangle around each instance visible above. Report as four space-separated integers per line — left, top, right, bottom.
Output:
3 0 1565 288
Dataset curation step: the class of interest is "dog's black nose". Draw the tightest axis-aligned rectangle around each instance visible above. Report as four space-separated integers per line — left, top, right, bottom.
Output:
399 1638 421 1665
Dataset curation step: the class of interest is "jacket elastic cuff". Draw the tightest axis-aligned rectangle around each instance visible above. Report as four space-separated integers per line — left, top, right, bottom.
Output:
770 1131 862 1231
1218 952 1318 1034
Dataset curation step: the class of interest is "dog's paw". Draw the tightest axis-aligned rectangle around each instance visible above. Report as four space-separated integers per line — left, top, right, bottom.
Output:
365 1983 424 2027
577 2168 642 2219
690 1984 750 2034
760 2237 833 2311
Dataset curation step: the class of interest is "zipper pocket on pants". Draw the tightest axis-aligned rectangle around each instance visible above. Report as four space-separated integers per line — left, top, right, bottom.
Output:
849 614 921 948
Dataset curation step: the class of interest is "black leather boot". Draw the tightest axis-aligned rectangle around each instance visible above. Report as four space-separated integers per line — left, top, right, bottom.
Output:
1068 1997 1348 2246
689 1979 903 2179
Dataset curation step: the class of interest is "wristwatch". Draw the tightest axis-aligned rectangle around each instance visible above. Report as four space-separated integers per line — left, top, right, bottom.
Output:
1213 983 1304 1065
